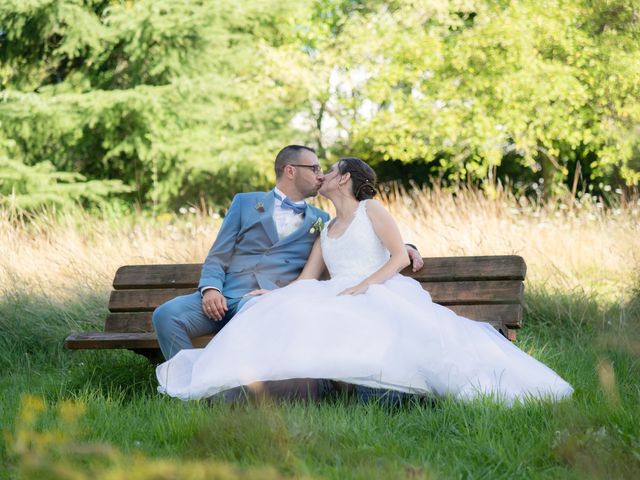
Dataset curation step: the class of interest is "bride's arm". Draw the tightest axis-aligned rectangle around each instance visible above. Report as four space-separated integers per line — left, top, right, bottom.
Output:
296 237 326 281
339 200 410 295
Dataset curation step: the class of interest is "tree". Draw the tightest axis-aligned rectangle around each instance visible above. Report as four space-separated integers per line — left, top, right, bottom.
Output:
281 0 640 193
0 0 311 210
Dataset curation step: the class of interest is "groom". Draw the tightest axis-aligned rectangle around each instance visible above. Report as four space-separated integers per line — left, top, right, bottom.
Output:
152 145 423 362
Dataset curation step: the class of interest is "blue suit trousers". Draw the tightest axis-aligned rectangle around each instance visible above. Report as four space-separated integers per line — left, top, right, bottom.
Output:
152 292 251 360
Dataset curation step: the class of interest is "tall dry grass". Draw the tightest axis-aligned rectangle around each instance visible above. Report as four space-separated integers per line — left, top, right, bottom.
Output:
373 184 640 299
1 185 638 302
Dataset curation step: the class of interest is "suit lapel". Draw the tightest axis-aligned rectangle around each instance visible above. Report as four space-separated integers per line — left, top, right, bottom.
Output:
257 191 279 245
299 203 317 237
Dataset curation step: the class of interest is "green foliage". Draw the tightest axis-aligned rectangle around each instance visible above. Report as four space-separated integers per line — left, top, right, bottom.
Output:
0 0 308 211
0 0 639 211
0 156 131 210
298 0 640 192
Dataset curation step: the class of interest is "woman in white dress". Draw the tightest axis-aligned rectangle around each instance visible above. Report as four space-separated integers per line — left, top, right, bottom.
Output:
157 157 573 404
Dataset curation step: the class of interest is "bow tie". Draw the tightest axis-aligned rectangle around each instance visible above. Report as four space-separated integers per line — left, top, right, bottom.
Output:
274 191 306 215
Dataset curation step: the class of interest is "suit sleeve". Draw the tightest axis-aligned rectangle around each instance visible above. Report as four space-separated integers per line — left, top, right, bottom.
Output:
198 194 243 292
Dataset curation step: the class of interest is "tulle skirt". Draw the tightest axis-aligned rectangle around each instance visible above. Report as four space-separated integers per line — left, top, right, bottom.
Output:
157 275 573 404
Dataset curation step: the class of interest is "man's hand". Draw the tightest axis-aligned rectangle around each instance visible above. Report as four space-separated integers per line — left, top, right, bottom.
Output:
247 289 271 296
406 245 424 272
338 283 369 296
202 289 228 321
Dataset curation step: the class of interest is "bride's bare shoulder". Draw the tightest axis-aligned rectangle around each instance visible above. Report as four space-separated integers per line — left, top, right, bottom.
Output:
363 199 392 219
363 198 382 209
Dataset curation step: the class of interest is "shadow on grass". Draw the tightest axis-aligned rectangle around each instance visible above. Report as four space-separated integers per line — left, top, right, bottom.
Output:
525 283 605 334
65 349 157 398
0 286 107 367
0 287 157 402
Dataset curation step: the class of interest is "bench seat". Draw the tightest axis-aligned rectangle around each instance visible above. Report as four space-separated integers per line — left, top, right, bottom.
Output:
65 255 526 360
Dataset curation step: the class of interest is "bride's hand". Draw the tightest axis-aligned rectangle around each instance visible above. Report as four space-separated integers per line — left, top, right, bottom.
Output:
247 289 271 296
338 283 369 296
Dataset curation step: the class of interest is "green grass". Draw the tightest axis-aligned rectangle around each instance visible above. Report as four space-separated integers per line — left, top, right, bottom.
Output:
1 284 639 479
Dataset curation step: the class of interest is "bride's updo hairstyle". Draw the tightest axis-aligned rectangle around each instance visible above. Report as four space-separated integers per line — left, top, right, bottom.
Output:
338 157 377 201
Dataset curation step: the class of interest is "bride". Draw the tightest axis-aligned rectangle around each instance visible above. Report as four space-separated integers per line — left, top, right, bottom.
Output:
157 157 573 404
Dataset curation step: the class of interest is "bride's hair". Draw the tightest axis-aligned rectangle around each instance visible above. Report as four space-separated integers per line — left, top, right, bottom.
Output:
338 157 377 201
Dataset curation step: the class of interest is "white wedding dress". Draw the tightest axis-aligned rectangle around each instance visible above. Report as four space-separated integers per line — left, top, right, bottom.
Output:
157 201 573 404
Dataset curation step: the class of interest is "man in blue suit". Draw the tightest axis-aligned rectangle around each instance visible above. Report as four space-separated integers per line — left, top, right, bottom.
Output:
153 145 423 362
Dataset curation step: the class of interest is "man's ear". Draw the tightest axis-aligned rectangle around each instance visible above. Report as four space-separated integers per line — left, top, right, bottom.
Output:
284 164 296 179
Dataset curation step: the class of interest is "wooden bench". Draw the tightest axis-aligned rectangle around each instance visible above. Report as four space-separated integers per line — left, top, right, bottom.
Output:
65 255 526 362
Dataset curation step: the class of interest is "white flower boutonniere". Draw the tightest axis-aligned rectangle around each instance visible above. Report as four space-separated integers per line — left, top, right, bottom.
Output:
309 217 325 235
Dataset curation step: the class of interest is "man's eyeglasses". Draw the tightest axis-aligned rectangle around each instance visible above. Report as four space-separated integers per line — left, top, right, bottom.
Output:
290 164 323 174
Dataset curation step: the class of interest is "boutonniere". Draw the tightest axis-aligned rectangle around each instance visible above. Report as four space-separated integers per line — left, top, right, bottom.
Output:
309 217 325 235
255 201 265 213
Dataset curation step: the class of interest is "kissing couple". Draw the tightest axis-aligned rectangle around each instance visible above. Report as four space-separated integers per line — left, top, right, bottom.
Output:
154 145 573 404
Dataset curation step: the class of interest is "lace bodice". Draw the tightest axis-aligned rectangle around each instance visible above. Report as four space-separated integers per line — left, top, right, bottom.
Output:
321 200 390 279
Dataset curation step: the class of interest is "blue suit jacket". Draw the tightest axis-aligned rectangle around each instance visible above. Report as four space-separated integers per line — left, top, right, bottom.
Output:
199 191 331 300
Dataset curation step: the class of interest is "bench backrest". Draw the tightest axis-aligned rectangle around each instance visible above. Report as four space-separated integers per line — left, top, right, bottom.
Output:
106 255 526 340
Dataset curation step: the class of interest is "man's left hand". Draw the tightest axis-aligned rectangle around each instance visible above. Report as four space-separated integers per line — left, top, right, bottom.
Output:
406 245 424 272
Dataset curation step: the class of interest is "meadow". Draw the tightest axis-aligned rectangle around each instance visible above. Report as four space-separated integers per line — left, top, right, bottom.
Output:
1 186 639 479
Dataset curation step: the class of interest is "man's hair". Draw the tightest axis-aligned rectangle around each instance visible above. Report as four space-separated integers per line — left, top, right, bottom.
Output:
274 145 316 179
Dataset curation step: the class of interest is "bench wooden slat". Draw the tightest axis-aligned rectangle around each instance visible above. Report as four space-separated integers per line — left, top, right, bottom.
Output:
104 303 522 333
406 255 526 282
108 280 523 312
447 304 522 328
65 332 212 350
66 332 158 349
424 280 523 305
113 264 202 289
108 288 195 312
112 256 526 289
105 312 154 332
